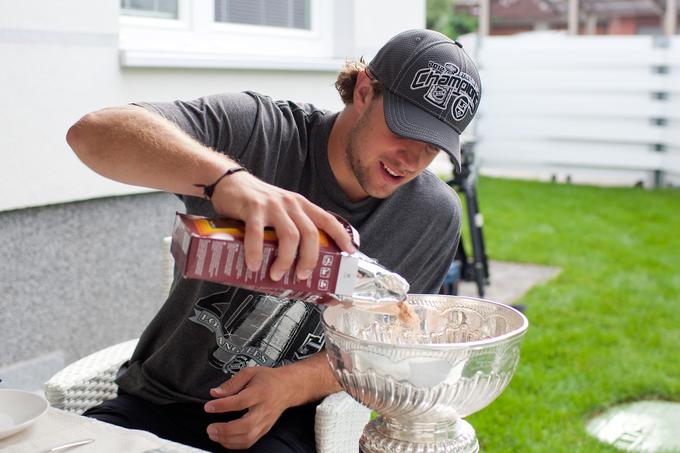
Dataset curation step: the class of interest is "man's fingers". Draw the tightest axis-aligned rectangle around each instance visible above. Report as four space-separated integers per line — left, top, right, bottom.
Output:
210 373 250 399
204 387 257 413
306 205 357 253
288 209 320 280
207 420 249 448
234 185 356 280
242 211 265 272
207 410 266 449
268 211 300 281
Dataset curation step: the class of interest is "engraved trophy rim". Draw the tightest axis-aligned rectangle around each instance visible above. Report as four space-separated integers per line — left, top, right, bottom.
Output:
321 293 529 350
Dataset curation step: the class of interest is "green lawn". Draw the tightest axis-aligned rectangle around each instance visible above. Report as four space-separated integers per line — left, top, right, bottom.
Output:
461 177 680 452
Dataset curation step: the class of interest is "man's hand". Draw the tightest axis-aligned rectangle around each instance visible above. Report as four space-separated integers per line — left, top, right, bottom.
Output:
210 170 356 282
203 353 341 449
203 366 290 449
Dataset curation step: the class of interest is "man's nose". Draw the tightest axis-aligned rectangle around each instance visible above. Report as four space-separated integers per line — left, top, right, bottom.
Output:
396 146 423 170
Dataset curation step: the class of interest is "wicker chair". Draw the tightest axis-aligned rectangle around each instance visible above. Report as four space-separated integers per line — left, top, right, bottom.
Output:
44 238 370 453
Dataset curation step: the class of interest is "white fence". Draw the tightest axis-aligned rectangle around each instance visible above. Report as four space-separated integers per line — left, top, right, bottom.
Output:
459 32 680 187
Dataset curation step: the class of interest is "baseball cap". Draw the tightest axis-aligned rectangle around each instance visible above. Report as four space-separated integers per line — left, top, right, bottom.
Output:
367 29 482 172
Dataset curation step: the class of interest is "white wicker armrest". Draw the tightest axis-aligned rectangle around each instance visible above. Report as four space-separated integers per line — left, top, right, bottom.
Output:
315 391 371 453
44 338 139 415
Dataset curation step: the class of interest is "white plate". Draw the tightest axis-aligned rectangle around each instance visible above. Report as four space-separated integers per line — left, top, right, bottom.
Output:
0 389 49 439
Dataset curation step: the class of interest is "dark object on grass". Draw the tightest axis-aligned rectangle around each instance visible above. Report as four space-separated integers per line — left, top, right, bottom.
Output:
444 141 490 298
440 143 527 315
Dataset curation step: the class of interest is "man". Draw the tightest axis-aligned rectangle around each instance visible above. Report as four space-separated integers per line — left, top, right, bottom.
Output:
66 29 481 452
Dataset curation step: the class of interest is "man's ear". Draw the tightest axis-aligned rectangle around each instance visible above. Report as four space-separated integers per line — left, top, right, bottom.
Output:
352 70 374 112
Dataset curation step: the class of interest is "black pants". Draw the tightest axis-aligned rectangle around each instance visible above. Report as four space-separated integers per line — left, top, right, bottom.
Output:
83 391 317 453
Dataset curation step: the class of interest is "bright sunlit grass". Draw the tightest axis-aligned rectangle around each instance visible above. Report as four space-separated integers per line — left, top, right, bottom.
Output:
464 177 680 452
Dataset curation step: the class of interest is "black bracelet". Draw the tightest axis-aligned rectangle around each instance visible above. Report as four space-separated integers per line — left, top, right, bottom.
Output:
193 166 247 200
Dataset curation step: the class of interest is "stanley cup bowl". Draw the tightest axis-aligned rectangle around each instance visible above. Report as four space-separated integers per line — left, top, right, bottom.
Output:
322 294 529 453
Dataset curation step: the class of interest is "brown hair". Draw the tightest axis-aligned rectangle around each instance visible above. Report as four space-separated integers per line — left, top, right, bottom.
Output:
335 58 384 105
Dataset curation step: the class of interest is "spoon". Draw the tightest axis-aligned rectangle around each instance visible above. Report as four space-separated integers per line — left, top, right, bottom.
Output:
45 438 95 452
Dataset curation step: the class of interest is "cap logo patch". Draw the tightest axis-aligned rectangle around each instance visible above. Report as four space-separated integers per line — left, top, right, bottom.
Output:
410 61 480 121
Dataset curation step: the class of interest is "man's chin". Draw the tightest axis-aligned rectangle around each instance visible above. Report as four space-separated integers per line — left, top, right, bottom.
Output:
366 186 398 199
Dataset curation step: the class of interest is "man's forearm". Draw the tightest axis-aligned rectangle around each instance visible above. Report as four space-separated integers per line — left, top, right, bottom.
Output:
66 105 237 198
280 351 342 407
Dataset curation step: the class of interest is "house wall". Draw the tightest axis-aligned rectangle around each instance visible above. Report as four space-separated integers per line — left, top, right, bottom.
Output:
0 0 427 388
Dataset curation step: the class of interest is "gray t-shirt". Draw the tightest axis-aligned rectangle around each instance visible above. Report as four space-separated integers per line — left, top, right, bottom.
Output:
116 91 462 404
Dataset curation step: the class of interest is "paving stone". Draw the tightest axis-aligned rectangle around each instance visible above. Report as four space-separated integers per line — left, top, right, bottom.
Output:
587 400 680 452
457 260 561 304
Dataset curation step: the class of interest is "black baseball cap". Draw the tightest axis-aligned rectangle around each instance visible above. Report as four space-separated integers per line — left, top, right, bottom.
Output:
367 29 482 172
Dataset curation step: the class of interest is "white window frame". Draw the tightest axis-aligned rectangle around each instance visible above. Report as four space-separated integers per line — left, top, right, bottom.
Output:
119 0 342 71
120 0 190 30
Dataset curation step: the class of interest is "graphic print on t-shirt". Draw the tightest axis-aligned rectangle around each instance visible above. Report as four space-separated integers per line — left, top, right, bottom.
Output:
188 287 321 377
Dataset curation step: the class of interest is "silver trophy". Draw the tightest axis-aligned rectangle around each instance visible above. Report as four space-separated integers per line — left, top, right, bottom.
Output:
322 294 529 453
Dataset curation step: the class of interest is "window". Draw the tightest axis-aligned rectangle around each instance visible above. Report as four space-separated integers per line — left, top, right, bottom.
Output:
119 0 338 70
121 0 178 19
214 0 310 30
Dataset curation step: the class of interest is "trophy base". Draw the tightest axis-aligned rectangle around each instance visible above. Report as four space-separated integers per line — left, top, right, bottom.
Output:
360 417 479 453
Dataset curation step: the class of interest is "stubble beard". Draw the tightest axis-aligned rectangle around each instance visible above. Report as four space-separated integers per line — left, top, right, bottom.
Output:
345 101 384 199
345 127 370 197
